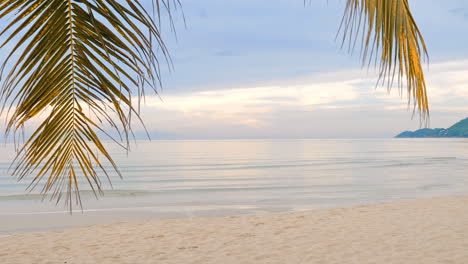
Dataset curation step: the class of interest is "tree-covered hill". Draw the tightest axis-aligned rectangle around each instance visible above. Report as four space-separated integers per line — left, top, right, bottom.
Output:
396 118 468 138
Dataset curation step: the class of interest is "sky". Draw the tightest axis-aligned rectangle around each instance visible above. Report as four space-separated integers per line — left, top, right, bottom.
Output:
4 0 468 139
130 0 468 139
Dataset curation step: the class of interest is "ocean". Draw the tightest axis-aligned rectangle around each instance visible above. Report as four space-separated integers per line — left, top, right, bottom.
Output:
0 139 467 232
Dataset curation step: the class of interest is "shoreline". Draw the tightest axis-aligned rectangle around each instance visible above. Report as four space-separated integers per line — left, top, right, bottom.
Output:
0 193 452 235
1 195 468 263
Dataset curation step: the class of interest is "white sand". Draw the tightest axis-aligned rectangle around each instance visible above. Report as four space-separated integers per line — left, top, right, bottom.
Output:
1 196 468 264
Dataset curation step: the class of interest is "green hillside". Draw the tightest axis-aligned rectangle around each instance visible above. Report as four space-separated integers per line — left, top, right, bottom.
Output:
445 118 468 137
396 118 468 138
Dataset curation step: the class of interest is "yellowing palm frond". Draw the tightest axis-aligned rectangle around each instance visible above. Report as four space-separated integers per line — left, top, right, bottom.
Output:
0 0 430 211
0 0 177 210
340 0 429 119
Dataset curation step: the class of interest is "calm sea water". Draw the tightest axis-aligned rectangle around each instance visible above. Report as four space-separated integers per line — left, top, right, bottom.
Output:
0 139 467 219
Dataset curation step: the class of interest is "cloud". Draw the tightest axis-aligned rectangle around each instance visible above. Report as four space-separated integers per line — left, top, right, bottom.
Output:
141 78 359 130
3 57 467 140
134 58 468 138
374 60 468 111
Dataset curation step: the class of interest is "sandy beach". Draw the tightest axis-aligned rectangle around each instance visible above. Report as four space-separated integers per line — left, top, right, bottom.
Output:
0 196 467 264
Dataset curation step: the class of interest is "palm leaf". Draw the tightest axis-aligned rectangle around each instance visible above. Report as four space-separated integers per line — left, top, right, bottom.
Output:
0 0 178 210
0 0 430 211
340 0 429 119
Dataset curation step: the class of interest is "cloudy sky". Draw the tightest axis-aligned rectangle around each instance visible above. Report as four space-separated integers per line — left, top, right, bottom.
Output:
9 0 468 140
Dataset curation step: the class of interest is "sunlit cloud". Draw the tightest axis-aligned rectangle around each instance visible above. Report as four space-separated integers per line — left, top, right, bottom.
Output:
374 60 468 111
3 59 468 140
142 81 359 128
133 58 468 138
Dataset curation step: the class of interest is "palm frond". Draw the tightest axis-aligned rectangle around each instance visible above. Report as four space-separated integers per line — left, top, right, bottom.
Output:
0 0 178 210
340 0 429 120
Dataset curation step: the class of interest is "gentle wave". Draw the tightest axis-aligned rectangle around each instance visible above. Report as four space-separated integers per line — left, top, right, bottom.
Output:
0 139 467 215
0 190 154 201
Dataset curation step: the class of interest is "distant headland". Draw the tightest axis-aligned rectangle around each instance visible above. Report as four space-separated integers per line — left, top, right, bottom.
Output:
396 118 468 138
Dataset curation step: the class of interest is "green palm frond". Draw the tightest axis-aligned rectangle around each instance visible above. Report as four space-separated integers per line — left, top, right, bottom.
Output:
0 0 178 210
340 0 429 119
